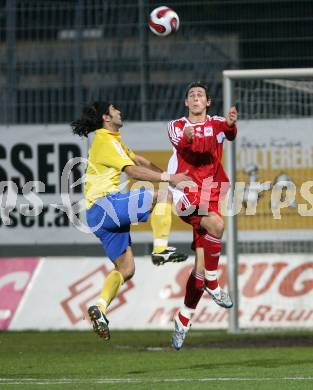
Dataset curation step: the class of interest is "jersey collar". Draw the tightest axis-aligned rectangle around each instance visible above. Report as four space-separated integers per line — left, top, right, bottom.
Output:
96 128 120 137
184 116 209 126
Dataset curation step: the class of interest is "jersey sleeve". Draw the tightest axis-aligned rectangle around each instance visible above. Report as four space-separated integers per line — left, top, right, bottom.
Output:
94 137 135 171
123 145 136 161
167 120 192 153
212 116 237 141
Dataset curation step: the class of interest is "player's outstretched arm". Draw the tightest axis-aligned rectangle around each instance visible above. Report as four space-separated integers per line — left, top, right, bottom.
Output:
134 154 162 173
124 165 191 187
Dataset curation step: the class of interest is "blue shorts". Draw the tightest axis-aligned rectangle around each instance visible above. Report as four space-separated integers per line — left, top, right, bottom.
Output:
86 189 153 261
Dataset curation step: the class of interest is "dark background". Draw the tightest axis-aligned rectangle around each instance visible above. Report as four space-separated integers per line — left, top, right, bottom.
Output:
0 0 312 124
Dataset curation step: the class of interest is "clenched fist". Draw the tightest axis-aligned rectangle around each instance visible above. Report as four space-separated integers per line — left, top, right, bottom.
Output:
226 106 238 127
184 126 195 142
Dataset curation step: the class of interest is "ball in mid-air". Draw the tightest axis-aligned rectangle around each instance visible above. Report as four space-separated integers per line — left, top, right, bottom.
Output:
148 6 180 37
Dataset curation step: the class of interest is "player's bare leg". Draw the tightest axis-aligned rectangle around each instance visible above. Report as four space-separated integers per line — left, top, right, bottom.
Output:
88 247 134 341
151 188 188 265
200 212 224 239
200 213 233 308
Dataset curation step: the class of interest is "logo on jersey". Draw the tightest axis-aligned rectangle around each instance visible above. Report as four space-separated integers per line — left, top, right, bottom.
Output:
216 131 226 143
204 126 213 136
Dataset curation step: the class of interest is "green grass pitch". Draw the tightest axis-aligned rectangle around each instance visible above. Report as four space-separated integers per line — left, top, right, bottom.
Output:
0 330 313 389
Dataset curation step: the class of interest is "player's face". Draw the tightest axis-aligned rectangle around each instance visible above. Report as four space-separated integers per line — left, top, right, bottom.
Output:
108 105 123 128
185 87 210 115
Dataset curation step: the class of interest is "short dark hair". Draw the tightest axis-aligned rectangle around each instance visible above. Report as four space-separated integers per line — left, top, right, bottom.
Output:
70 101 111 137
185 81 210 100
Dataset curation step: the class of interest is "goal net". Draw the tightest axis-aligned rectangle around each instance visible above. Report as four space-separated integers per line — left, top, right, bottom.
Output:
223 69 313 332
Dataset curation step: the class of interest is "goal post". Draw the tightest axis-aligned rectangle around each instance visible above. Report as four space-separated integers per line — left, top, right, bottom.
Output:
223 68 313 334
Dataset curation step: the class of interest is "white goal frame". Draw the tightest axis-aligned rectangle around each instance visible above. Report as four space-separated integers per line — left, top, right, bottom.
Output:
223 68 313 333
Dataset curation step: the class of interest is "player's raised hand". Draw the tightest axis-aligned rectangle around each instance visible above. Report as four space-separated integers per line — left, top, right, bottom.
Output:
184 126 195 142
226 106 238 126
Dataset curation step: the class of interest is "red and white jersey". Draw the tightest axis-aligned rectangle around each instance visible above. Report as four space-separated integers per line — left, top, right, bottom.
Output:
167 115 237 207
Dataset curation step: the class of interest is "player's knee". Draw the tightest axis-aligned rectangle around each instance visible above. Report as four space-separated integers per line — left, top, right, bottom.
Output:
214 218 224 237
209 220 224 238
117 262 135 281
201 215 224 238
115 250 135 281
123 265 135 281
124 259 135 280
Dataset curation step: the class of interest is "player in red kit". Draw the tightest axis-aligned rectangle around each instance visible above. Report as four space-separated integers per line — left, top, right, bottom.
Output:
168 82 238 350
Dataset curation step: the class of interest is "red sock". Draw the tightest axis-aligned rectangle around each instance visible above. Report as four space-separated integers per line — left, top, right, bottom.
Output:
184 271 204 309
203 233 222 290
178 312 190 327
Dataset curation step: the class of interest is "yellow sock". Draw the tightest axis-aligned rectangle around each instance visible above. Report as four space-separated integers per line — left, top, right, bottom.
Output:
97 270 124 314
151 202 172 253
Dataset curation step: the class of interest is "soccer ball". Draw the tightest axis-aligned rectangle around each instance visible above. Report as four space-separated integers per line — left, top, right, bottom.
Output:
148 6 180 37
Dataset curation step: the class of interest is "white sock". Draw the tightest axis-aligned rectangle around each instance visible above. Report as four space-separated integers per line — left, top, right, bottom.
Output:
180 306 195 320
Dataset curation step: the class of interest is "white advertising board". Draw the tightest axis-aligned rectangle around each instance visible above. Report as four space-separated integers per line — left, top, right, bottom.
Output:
1 255 312 331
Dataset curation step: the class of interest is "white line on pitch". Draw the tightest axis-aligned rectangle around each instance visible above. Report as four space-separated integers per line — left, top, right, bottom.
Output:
0 377 313 385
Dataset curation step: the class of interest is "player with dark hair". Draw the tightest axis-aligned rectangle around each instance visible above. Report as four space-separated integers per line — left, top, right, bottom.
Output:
71 101 190 341
167 82 238 350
